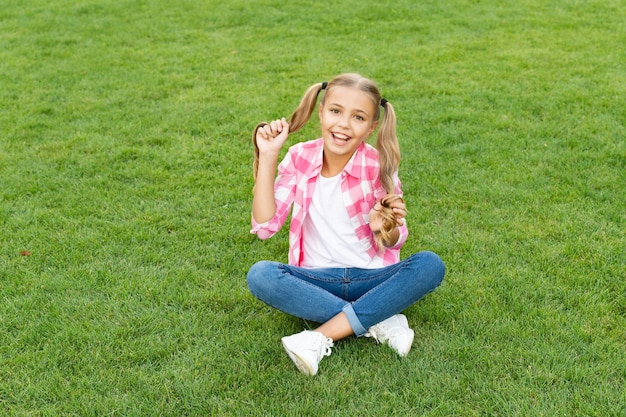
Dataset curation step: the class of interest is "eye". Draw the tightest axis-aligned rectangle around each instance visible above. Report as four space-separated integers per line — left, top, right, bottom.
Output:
330 108 340 114
355 115 365 121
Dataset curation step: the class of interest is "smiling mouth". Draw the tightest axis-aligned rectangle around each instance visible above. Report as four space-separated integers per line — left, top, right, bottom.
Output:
332 132 351 142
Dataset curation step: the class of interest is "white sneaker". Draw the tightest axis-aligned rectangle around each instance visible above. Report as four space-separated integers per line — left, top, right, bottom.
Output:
281 330 334 376
365 314 414 357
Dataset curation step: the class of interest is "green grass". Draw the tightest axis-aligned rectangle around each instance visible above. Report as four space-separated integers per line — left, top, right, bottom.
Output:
1 0 624 415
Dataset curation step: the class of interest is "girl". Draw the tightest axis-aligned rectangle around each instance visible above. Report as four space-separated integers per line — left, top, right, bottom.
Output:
247 73 445 376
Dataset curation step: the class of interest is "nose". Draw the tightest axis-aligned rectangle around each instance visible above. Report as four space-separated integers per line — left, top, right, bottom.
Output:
338 114 350 128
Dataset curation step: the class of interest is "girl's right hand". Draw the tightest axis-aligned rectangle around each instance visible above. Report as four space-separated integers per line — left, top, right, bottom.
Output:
255 118 290 154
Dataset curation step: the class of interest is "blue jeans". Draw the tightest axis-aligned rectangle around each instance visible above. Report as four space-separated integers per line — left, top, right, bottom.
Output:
247 251 445 336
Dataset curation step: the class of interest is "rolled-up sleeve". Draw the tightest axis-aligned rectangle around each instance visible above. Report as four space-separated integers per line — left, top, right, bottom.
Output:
250 152 297 240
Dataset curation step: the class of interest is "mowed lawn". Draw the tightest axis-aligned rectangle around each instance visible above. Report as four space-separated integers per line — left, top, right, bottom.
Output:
0 0 624 415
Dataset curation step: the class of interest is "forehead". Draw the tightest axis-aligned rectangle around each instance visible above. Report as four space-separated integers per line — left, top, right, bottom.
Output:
324 86 377 114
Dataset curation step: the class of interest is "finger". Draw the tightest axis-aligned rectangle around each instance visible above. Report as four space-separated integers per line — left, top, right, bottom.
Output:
262 125 273 137
264 125 278 141
257 124 270 139
276 118 288 134
391 199 406 210
392 207 407 218
269 121 278 134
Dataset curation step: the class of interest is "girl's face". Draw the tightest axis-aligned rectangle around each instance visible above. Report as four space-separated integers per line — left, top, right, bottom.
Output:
318 86 378 165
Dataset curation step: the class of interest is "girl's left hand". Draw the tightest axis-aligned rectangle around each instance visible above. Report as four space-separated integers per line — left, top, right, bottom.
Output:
368 194 406 233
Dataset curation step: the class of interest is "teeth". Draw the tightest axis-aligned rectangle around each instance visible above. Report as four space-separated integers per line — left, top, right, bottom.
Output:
334 133 349 141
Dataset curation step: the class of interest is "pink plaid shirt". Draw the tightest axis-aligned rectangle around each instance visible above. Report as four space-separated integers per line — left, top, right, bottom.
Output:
251 138 408 267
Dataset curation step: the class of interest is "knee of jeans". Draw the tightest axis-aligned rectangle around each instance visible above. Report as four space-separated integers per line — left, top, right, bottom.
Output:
246 260 275 296
419 250 446 287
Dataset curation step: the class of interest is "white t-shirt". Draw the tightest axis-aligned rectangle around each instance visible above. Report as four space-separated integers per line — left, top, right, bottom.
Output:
301 174 384 269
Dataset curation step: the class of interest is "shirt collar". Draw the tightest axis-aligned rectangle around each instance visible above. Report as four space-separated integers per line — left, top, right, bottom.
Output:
343 142 367 179
310 139 367 179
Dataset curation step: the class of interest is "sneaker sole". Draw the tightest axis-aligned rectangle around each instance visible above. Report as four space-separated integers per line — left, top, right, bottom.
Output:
282 340 316 376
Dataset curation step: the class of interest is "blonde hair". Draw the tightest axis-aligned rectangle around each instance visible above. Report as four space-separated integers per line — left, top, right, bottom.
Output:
376 194 404 249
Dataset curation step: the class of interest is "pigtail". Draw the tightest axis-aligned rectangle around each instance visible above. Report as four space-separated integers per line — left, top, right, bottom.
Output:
252 82 325 180
376 100 400 194
288 82 326 133
375 194 404 249
252 122 269 181
374 100 403 249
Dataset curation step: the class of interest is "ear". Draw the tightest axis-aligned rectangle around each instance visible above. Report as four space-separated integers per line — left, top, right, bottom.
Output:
318 102 324 120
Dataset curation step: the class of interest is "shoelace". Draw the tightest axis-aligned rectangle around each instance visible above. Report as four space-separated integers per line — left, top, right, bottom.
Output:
317 335 334 357
367 324 405 343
